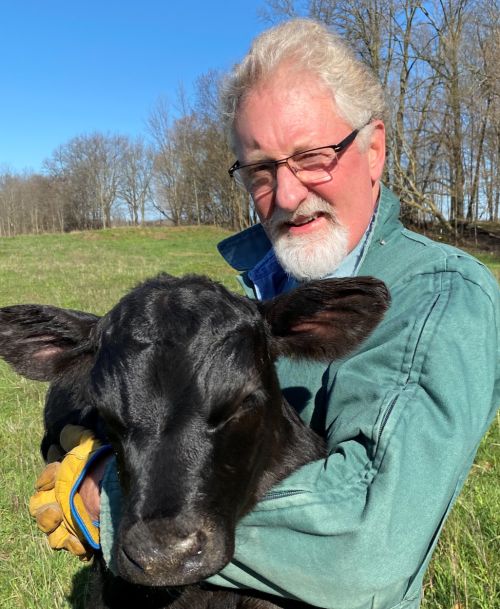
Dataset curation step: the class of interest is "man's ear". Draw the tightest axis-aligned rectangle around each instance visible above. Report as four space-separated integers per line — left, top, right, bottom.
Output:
368 120 386 183
0 305 100 381
258 277 390 361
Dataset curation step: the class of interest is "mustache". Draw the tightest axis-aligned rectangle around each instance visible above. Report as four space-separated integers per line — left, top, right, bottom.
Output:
263 195 336 236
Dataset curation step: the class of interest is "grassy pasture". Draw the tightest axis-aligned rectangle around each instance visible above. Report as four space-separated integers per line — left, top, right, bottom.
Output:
0 226 498 609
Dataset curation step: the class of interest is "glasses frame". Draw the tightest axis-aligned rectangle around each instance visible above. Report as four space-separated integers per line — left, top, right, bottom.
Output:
228 127 361 192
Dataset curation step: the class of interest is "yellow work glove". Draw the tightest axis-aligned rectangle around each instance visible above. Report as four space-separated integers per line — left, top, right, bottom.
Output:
29 425 111 560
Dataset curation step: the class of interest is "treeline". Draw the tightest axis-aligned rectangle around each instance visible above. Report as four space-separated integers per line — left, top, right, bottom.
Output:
1 0 498 237
0 71 251 236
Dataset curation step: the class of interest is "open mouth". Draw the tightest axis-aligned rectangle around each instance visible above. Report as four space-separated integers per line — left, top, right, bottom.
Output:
285 211 328 233
288 215 316 227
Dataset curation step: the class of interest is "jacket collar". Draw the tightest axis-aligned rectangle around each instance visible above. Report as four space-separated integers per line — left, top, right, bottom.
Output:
217 183 402 274
217 223 272 273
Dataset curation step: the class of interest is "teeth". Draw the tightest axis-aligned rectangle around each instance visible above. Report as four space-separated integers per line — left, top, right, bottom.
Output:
293 216 314 226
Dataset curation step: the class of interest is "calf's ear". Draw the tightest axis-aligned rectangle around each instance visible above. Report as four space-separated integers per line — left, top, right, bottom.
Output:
0 305 99 381
259 277 390 361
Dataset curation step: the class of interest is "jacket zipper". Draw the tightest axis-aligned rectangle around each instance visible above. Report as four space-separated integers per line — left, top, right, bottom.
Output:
262 489 306 501
264 396 400 502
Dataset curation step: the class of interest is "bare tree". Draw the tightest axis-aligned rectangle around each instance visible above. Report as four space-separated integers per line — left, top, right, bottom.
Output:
193 70 253 229
44 133 125 230
0 171 65 236
85 133 124 229
147 80 251 231
148 99 186 225
118 137 154 225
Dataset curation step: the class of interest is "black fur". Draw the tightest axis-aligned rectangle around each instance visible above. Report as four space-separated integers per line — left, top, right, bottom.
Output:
0 274 389 609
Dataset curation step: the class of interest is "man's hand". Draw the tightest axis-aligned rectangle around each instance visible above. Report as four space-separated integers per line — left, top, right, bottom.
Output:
79 455 109 524
29 425 111 560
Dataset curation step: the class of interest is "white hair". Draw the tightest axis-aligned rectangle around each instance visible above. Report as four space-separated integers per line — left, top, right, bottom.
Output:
220 19 387 151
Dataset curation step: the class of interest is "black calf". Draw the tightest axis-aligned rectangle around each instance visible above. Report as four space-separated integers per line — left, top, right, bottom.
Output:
0 273 389 609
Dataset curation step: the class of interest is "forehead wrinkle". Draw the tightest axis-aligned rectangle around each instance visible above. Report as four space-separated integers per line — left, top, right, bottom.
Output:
235 70 349 165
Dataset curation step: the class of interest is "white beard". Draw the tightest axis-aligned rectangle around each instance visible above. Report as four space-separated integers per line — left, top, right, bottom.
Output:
263 194 349 281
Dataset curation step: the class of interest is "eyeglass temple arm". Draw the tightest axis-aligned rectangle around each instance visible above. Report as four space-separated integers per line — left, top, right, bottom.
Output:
228 161 240 177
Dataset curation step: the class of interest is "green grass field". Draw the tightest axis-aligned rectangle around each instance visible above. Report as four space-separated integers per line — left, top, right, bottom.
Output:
0 226 498 609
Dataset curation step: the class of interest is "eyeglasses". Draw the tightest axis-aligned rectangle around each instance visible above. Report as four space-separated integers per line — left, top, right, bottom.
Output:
228 128 361 198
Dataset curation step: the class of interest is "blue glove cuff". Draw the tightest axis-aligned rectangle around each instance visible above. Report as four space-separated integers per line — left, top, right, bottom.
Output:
69 444 112 549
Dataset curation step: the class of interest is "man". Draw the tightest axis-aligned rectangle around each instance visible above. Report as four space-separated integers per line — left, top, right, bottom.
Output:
31 19 499 609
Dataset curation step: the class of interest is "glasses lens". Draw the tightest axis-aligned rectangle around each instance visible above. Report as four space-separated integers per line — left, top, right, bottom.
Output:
231 145 339 195
235 164 275 196
292 148 338 184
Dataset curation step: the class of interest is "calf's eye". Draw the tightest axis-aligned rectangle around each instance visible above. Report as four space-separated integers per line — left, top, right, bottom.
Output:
207 393 260 432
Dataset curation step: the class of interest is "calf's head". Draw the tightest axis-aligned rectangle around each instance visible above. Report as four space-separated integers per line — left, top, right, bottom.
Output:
0 274 389 586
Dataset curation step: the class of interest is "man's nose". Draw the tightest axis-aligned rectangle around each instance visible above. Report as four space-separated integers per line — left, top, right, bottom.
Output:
273 163 309 213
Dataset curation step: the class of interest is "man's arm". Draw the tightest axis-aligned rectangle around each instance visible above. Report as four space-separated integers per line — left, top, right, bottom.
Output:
202 266 499 608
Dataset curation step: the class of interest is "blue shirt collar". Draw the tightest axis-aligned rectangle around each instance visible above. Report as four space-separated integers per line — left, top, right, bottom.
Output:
217 205 378 300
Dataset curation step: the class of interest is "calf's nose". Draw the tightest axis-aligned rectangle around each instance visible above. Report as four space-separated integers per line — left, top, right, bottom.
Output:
172 529 206 557
120 519 208 574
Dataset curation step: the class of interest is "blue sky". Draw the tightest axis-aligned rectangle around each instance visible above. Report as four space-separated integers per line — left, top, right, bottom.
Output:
0 1 271 173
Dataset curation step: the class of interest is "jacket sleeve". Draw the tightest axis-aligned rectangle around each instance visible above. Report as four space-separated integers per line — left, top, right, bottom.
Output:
205 264 500 609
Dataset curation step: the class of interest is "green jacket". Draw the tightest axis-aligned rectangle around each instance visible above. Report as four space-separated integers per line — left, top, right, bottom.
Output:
101 185 499 609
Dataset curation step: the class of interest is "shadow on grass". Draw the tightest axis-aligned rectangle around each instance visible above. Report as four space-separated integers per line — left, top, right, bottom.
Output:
66 560 184 609
67 565 93 609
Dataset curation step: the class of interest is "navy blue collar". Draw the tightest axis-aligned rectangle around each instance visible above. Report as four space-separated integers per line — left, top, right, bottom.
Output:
217 223 271 273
